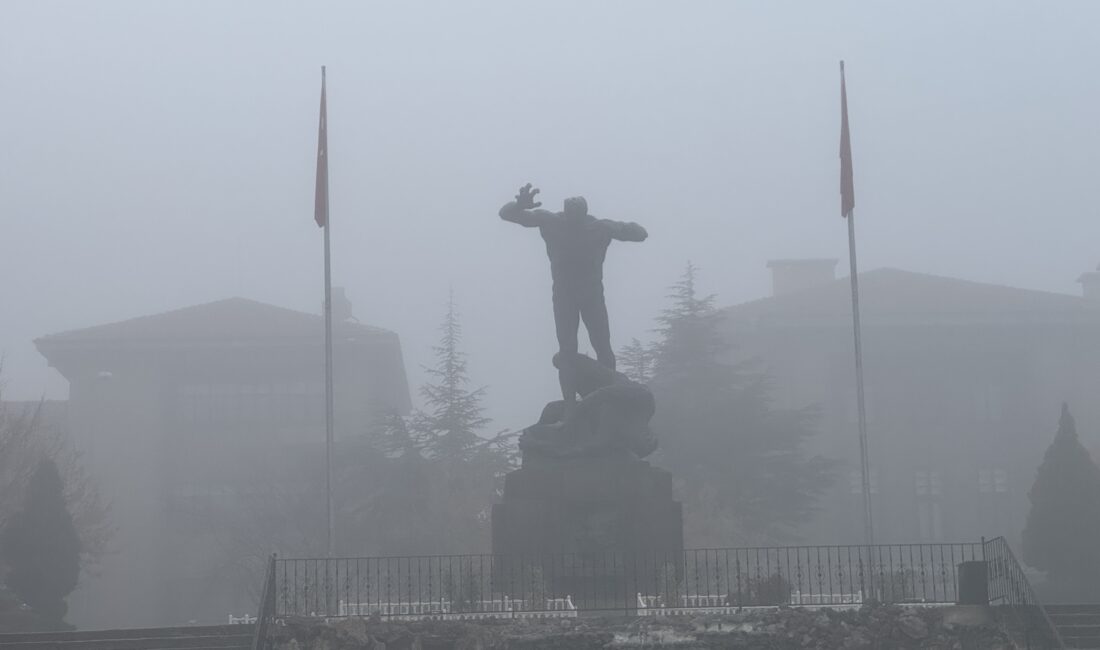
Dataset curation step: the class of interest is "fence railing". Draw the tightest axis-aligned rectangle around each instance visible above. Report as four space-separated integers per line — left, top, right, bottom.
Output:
252 554 277 650
983 537 1065 650
272 543 981 619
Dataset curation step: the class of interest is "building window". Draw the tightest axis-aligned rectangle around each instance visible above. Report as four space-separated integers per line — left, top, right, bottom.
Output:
848 468 879 495
177 382 322 425
915 470 941 496
917 501 942 541
979 468 1008 493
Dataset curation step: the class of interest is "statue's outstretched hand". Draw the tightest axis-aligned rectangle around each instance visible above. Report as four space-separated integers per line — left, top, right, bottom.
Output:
623 223 648 241
515 183 542 209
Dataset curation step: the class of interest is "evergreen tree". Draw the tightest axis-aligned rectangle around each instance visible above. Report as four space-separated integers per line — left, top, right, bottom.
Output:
1022 403 1100 600
649 263 835 544
652 262 732 390
418 292 491 460
1 459 80 625
618 338 656 384
361 293 514 553
372 406 428 458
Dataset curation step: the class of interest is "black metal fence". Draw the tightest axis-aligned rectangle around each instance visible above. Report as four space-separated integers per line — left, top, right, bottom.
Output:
253 554 277 650
983 537 1065 649
273 542 982 619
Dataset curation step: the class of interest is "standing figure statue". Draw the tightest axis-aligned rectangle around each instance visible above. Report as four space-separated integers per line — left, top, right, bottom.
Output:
500 183 648 412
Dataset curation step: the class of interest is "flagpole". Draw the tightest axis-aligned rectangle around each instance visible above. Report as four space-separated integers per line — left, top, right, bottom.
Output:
324 206 334 559
847 208 874 546
319 65 335 560
840 60 873 546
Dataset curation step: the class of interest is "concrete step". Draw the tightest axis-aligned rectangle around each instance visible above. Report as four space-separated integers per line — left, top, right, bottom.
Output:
0 625 253 650
0 626 252 644
1054 624 1100 635
1048 605 1100 614
1047 620 1100 629
0 639 251 650
141 648 249 650
1046 605 1100 649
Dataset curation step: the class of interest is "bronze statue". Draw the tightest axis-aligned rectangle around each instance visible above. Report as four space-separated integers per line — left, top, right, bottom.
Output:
520 353 657 459
500 184 648 412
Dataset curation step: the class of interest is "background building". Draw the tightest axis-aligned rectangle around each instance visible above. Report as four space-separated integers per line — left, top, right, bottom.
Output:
722 261 1100 547
35 295 411 628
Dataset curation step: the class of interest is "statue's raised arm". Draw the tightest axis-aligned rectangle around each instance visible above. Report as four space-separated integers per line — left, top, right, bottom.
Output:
500 183 556 228
597 218 648 243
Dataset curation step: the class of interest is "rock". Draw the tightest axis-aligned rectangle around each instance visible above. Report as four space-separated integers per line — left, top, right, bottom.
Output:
332 617 372 645
841 629 873 650
266 604 1023 649
898 614 929 639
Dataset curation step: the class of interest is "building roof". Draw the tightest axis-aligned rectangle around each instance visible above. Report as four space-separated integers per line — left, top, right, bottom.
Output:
723 268 1100 328
765 258 840 269
35 297 397 349
35 297 413 414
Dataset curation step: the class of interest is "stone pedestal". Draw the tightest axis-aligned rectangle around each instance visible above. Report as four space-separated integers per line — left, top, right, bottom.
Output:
491 454 683 606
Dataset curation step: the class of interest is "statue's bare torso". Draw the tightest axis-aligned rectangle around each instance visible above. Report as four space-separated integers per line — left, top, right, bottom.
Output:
538 215 615 296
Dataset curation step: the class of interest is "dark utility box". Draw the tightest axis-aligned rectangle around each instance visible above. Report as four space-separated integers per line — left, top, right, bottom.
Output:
957 560 989 605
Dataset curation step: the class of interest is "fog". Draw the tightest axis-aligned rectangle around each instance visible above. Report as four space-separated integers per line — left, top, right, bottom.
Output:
3 0 1100 631
2 0 1097 427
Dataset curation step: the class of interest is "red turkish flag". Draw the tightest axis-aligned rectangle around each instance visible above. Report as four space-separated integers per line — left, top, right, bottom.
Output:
314 68 328 228
840 61 855 218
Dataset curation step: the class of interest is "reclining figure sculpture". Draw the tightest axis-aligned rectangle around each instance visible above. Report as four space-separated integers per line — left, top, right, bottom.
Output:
520 352 658 460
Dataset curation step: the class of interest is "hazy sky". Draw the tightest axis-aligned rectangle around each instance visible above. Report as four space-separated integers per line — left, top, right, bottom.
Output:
2 1 1098 428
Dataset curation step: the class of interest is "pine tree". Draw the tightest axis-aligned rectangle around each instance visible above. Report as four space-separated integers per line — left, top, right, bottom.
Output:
652 261 733 390
1 459 81 625
418 292 491 460
365 292 513 553
618 338 656 384
1022 403 1100 600
372 407 428 458
649 263 835 544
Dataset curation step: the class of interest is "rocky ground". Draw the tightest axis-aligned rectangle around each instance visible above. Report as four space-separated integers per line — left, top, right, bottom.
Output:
270 604 1019 649
0 585 73 633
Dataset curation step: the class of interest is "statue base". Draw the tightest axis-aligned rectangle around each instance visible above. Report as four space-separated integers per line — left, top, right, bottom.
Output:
491 454 683 606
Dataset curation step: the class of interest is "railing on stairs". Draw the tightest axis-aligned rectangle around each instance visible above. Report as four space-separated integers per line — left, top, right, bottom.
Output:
252 554 277 650
270 542 982 619
984 537 1065 650
251 538 1069 649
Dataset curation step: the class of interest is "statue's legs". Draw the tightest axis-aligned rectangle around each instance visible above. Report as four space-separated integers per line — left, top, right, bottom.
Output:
580 292 615 370
552 292 581 406
552 292 580 357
